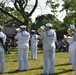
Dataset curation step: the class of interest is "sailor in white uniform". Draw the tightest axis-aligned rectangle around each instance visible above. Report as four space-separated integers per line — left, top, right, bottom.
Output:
64 31 73 64
66 36 73 64
64 27 75 64
70 29 76 75
39 23 57 75
30 30 39 60
66 24 76 75
0 25 6 74
69 25 76 70
15 25 30 71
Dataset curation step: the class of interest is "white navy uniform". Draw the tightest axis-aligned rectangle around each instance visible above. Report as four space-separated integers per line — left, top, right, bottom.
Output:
71 33 76 71
30 34 39 60
15 26 30 71
66 36 73 64
0 26 6 73
39 23 56 75
68 24 76 71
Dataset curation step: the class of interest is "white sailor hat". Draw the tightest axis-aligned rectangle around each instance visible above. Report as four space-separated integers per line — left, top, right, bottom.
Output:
16 28 20 31
20 25 26 29
31 30 35 32
70 24 75 30
40 25 45 30
45 23 53 27
0 25 4 29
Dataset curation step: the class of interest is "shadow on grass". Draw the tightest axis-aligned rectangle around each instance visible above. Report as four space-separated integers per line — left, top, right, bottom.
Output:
54 69 74 75
37 69 73 75
6 68 74 75
7 70 27 74
7 66 43 74
29 66 43 71
7 66 74 75
55 63 71 67
54 63 73 75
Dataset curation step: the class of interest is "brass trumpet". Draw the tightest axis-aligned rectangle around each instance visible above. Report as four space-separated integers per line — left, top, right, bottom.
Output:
67 28 74 35
14 28 20 35
37 25 45 34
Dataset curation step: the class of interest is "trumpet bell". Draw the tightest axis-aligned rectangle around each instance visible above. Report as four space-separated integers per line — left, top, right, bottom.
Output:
67 28 74 35
37 28 43 34
14 31 18 35
14 28 20 35
37 25 45 34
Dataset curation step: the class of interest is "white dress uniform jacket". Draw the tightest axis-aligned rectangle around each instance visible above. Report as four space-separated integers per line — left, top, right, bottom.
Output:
0 32 6 73
39 29 56 75
15 31 30 71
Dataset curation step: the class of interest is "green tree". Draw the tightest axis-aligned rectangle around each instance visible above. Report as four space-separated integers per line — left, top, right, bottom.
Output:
31 14 58 30
62 0 76 26
0 0 38 30
46 0 76 39
31 14 65 39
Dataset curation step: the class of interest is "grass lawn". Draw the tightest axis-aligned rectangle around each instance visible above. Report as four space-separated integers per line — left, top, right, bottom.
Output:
1 47 75 75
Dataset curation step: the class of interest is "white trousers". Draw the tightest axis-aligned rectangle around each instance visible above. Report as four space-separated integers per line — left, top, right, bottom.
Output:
18 47 28 70
43 46 55 75
31 43 37 59
0 47 5 73
68 44 74 64
71 42 76 70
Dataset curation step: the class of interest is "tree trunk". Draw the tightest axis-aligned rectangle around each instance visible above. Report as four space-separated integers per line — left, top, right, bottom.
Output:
24 18 29 31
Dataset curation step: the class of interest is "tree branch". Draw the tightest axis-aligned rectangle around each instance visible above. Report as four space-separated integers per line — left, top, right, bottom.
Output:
0 8 24 25
28 0 38 17
14 0 21 13
14 0 27 19
23 0 28 9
